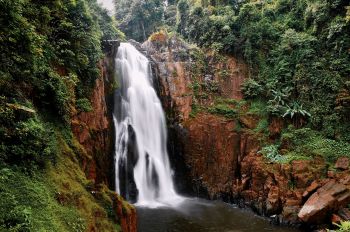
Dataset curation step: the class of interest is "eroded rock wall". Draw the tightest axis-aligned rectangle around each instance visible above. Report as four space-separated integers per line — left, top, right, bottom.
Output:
71 59 112 185
143 33 350 229
71 41 137 232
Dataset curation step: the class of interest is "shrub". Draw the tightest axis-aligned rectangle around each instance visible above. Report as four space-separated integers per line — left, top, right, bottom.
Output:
0 117 57 169
281 127 350 163
208 103 237 118
241 78 264 99
259 145 287 163
76 98 93 112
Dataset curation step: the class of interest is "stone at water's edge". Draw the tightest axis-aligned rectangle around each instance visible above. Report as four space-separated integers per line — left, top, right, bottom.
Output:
298 179 350 224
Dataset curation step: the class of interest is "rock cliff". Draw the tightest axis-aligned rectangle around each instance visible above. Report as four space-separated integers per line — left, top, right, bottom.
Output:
143 32 350 229
71 41 137 232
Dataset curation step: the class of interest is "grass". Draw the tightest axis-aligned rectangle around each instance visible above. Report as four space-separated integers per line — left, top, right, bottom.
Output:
0 167 86 232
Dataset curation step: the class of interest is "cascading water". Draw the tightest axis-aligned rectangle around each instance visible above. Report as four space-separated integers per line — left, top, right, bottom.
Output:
113 43 182 207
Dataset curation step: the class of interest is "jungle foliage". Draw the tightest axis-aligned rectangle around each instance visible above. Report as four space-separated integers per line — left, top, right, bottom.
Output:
173 0 350 140
0 0 123 231
115 0 165 41
116 0 349 140
0 0 122 166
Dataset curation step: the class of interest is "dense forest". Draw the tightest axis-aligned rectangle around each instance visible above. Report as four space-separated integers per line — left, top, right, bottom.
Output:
1 0 350 231
0 0 127 231
117 0 350 140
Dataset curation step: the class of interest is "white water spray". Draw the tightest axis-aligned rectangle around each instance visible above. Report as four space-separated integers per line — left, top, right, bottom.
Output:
113 43 182 207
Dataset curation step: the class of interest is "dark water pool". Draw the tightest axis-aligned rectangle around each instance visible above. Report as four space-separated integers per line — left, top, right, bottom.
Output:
137 198 299 232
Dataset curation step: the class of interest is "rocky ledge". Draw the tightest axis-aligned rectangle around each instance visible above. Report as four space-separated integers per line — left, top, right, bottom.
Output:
143 32 350 230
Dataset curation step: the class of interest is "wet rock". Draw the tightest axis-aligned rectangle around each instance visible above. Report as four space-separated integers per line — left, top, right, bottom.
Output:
183 113 240 197
71 59 114 185
298 179 350 224
335 157 349 170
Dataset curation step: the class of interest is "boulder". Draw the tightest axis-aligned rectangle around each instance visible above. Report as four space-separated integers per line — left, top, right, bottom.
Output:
298 179 350 223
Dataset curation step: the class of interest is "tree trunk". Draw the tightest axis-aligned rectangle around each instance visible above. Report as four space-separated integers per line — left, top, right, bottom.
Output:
141 21 146 41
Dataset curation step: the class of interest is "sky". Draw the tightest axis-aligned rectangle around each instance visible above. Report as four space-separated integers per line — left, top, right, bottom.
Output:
97 0 115 14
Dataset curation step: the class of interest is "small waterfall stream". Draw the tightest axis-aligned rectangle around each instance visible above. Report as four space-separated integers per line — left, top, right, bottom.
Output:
113 43 182 207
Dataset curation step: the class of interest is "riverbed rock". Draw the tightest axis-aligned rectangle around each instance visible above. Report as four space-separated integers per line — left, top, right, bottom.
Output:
298 179 350 224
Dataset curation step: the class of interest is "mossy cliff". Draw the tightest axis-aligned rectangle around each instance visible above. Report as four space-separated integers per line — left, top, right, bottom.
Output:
143 32 350 230
0 1 135 231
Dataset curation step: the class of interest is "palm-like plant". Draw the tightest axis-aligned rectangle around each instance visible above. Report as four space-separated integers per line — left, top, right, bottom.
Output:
283 101 311 118
283 101 311 127
267 88 291 115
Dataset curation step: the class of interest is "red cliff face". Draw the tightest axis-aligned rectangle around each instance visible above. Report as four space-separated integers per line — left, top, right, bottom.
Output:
70 48 137 232
208 50 247 100
144 33 350 228
184 113 240 197
71 60 112 185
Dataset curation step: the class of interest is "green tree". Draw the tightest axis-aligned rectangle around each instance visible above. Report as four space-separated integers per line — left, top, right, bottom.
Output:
115 0 165 41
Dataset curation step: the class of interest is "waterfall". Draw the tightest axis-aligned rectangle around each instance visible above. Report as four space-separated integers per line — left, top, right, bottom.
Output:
113 43 182 207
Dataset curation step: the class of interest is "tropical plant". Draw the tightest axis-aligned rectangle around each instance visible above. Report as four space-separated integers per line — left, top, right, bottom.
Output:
283 101 311 127
267 88 291 115
259 145 287 163
330 220 350 232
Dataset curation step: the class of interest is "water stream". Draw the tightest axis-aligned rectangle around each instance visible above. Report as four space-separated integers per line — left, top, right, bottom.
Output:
113 43 182 207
